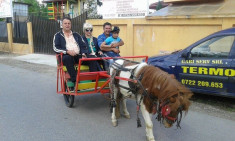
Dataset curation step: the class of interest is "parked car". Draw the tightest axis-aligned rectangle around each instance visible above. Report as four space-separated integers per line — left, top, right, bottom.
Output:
147 28 235 98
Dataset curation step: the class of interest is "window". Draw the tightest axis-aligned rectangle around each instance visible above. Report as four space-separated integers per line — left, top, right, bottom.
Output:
191 36 234 58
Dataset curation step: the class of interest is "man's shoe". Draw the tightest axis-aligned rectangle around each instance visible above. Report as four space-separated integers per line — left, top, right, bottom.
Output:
69 87 74 92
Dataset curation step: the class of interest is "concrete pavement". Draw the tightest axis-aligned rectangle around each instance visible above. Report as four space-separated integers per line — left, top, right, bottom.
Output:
13 53 57 67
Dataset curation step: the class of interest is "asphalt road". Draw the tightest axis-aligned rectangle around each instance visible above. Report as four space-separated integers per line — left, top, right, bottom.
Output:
1 62 235 141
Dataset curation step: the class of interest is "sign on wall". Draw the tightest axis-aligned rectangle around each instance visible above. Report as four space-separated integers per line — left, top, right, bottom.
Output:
0 0 13 18
98 0 148 19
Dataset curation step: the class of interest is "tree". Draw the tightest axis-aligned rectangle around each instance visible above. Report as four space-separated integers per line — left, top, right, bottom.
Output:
18 0 47 16
19 0 40 13
86 0 102 19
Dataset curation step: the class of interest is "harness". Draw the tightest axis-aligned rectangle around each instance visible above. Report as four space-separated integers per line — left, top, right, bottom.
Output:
110 60 156 127
109 59 183 128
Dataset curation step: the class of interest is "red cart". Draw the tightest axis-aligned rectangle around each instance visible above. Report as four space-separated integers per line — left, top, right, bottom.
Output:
56 53 148 107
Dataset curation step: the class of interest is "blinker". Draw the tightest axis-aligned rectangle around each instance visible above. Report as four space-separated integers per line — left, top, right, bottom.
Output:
161 105 171 117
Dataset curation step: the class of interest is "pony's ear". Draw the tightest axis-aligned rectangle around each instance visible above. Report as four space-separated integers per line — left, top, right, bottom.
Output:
170 97 176 103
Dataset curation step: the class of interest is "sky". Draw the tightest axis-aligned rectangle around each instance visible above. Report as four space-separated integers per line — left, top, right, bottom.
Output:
37 0 42 4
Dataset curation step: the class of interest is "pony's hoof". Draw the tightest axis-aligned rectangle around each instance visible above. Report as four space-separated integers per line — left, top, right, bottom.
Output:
146 136 155 141
112 121 118 127
124 114 130 119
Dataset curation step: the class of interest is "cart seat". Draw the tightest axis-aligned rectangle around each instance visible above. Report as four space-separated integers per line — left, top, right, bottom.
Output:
67 80 109 90
63 65 89 72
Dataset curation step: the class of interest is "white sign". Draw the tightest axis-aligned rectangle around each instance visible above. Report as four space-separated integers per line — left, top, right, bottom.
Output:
0 0 13 18
98 0 148 19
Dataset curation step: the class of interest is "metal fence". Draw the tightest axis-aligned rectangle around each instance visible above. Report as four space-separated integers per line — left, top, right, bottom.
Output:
0 22 8 42
71 12 87 35
30 15 60 54
29 12 87 54
13 12 28 44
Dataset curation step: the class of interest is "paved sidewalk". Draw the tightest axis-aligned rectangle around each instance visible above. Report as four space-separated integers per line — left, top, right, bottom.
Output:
14 54 57 67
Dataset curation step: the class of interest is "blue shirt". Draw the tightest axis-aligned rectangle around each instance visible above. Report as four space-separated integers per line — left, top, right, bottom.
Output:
97 33 112 47
105 36 121 49
103 36 121 58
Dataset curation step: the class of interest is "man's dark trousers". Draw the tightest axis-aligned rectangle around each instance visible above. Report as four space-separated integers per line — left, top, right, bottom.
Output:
62 54 98 82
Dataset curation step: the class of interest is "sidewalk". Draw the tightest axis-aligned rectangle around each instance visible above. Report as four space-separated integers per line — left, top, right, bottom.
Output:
13 54 57 67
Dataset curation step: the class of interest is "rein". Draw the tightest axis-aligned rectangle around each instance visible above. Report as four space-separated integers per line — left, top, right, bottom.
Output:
156 97 183 129
110 60 184 129
110 60 157 127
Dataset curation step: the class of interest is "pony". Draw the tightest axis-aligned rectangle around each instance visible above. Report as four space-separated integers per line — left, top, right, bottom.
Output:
109 59 193 141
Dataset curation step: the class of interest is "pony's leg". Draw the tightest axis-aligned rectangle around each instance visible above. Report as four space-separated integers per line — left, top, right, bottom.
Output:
111 87 118 127
115 96 121 119
140 101 155 141
121 98 130 119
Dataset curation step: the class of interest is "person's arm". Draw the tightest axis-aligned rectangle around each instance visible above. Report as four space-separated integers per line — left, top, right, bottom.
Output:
53 32 67 54
100 41 112 51
97 34 104 48
94 37 103 55
111 39 124 48
100 41 120 53
77 34 89 55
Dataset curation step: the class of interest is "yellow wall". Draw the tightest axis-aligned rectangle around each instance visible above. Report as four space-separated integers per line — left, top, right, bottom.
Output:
87 17 235 58
0 22 33 54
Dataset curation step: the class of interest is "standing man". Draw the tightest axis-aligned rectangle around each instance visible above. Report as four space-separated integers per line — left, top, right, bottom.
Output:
98 22 124 54
53 17 96 87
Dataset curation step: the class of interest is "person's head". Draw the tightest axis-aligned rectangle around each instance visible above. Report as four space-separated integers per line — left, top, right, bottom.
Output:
83 23 93 37
62 17 72 32
111 26 120 39
103 22 112 36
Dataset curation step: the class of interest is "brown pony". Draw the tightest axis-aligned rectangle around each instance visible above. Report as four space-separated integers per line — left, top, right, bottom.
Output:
109 60 193 141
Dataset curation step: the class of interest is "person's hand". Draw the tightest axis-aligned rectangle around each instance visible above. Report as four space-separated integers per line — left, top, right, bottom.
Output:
98 51 103 55
67 50 77 56
82 53 87 58
112 48 120 53
110 43 118 48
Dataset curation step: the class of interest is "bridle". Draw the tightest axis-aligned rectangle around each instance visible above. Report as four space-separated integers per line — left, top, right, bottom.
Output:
156 98 183 129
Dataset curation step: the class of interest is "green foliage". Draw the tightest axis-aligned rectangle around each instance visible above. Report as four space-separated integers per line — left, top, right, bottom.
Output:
20 0 40 13
17 0 48 17
156 2 163 11
86 0 102 19
68 0 77 4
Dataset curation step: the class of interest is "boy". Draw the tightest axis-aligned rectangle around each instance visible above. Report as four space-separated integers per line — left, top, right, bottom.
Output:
101 26 122 65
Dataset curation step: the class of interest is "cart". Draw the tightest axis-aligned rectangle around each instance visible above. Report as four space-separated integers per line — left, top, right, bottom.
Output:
56 53 148 107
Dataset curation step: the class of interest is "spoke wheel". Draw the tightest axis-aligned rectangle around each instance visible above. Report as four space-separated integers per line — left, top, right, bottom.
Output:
63 83 75 108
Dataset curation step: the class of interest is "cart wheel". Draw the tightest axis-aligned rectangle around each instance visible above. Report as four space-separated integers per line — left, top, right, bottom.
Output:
63 94 74 108
63 82 75 108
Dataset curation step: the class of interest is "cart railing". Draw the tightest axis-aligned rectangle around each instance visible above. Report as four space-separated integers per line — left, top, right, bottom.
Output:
56 53 148 96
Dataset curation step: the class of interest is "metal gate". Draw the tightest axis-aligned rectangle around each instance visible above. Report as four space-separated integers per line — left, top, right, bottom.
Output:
13 12 28 44
30 12 87 54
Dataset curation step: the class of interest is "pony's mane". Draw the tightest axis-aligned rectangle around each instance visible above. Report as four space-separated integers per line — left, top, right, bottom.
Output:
137 65 192 101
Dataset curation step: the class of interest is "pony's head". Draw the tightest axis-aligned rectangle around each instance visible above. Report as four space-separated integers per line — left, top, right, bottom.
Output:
138 66 193 128
160 90 192 128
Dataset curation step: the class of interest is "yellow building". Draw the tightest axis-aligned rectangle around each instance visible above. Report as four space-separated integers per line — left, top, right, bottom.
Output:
87 0 235 59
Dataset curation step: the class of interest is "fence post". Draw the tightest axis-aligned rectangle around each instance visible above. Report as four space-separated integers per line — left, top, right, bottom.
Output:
7 23 13 52
27 22 34 53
